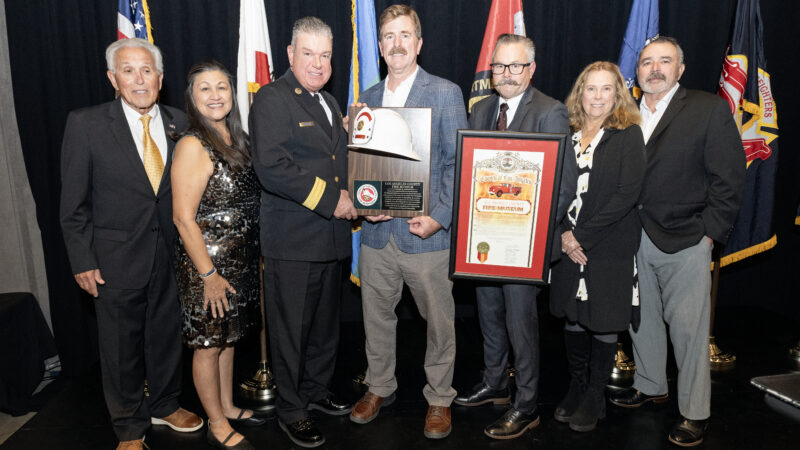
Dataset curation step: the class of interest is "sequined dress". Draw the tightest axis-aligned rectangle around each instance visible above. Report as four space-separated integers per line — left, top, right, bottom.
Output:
174 136 260 348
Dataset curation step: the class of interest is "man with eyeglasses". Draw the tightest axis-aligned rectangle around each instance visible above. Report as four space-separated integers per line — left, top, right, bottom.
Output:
453 33 571 440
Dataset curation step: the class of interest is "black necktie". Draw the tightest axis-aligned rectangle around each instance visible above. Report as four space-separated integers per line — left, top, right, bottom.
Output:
496 102 509 131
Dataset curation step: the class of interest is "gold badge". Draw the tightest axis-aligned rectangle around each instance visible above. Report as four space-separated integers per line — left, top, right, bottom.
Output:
294 88 302 94
299 121 314 127
477 242 490 263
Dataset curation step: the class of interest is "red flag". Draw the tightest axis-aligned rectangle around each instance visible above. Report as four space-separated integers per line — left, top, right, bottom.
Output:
468 0 525 112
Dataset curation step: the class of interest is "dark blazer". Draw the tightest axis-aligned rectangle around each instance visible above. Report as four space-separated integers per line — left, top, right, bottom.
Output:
249 69 351 262
60 98 187 289
550 125 646 332
638 86 745 253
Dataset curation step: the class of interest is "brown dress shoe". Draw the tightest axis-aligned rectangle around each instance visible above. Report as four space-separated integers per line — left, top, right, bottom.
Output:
350 391 395 424
116 439 149 449
151 407 204 432
424 405 452 439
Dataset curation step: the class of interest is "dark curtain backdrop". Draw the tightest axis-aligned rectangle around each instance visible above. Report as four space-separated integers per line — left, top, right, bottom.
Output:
4 0 799 376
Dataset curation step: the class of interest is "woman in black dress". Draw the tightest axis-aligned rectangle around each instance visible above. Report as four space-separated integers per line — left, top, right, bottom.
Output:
550 61 645 432
172 61 262 449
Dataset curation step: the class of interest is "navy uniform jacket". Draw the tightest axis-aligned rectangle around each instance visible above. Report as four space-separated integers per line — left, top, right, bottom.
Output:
249 69 351 262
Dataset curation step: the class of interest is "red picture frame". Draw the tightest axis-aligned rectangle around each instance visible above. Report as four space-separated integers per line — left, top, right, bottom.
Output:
449 130 567 284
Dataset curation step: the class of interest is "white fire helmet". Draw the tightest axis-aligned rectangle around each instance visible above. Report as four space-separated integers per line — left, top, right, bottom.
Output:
348 107 420 161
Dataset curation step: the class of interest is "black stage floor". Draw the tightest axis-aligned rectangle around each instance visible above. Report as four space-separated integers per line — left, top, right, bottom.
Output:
3 304 799 450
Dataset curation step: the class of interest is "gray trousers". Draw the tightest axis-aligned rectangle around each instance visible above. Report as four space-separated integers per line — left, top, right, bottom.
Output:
475 283 540 414
630 232 712 420
359 236 457 406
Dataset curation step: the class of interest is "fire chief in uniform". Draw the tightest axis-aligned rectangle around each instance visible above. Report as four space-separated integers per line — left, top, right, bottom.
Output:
249 16 357 449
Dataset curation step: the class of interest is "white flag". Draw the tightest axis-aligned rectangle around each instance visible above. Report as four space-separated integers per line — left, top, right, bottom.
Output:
236 0 274 132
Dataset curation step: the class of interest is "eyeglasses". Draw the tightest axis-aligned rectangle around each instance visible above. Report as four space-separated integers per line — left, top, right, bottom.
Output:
490 63 531 75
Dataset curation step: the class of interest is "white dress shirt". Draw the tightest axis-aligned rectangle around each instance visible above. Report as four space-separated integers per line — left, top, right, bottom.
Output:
313 92 333 125
120 101 168 164
382 66 419 107
639 82 680 144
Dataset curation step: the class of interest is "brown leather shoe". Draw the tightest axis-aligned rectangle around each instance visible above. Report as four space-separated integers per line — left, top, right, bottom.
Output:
151 407 204 432
116 439 149 449
350 391 395 424
424 405 452 439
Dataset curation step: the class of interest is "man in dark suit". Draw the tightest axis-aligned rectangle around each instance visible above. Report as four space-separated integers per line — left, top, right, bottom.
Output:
348 4 468 440
249 16 357 449
453 34 571 440
608 36 745 447
60 38 201 450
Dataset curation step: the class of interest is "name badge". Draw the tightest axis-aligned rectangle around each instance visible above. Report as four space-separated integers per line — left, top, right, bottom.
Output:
299 121 315 127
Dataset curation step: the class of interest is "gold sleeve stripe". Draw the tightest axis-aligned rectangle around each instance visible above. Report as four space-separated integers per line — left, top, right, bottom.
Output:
302 177 326 210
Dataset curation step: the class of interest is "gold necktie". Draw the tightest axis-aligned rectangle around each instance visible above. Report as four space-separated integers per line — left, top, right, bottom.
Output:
140 115 164 194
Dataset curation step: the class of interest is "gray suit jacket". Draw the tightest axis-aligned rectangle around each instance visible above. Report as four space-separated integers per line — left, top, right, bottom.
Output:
359 67 468 254
60 98 187 288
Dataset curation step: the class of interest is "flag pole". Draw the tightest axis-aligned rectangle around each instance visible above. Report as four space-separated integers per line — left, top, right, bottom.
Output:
238 256 278 410
709 245 736 370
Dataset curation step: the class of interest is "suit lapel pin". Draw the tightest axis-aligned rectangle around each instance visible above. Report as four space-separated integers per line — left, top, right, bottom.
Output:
295 88 302 95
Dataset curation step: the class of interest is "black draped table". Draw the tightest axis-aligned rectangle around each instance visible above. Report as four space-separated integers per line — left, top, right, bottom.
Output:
0 292 58 415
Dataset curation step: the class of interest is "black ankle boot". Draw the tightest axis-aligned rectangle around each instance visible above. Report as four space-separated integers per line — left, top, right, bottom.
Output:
554 330 591 423
568 338 617 432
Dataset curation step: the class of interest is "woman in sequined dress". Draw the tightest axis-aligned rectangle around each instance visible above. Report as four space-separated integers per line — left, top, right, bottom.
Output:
172 61 261 449
549 62 645 433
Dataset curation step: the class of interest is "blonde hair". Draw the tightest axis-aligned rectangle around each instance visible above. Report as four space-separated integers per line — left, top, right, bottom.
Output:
565 61 641 131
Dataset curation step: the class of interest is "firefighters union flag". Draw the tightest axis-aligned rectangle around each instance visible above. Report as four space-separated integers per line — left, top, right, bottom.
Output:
468 0 525 113
717 0 778 266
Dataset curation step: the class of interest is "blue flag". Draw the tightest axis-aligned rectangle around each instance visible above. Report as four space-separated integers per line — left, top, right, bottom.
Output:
348 0 380 286
717 0 778 266
348 0 380 106
617 0 658 96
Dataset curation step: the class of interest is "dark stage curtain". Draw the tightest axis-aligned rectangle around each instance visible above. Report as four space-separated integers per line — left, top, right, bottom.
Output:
4 0 799 375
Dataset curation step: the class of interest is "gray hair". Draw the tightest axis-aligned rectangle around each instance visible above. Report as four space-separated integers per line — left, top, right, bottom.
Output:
640 35 685 66
105 38 164 73
492 34 536 63
291 16 333 48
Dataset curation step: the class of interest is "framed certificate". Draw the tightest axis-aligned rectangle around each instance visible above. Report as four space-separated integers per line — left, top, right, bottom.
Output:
449 130 567 284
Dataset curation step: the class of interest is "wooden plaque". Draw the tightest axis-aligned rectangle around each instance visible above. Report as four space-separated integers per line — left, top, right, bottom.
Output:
348 106 432 217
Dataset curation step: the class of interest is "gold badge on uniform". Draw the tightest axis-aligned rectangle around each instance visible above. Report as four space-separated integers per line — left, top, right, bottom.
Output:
294 88 302 94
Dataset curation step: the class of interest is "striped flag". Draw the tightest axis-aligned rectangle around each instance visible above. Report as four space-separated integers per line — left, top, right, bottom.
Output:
117 0 153 42
717 0 778 266
468 0 525 113
236 0 274 133
347 0 380 286
617 0 658 99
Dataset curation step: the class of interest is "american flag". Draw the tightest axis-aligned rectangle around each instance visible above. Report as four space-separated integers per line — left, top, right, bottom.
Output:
117 0 153 42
